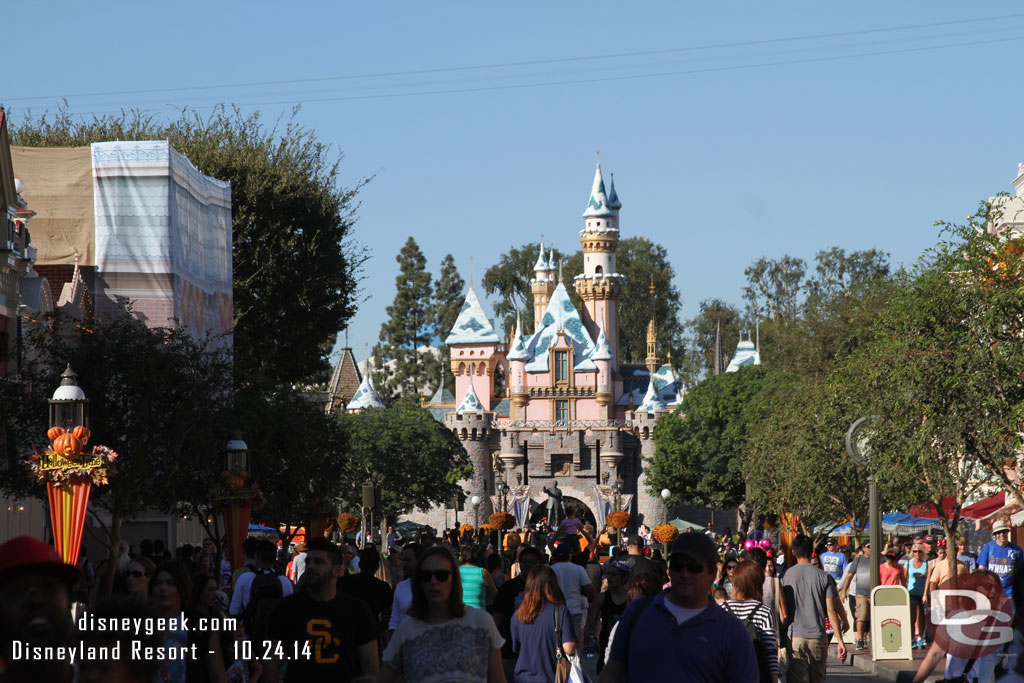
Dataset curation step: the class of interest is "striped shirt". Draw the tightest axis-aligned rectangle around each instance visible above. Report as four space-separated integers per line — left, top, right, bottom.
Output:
723 599 779 677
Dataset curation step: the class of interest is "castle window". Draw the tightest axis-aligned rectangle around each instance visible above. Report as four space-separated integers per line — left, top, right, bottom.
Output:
556 400 569 422
555 351 568 382
595 265 603 275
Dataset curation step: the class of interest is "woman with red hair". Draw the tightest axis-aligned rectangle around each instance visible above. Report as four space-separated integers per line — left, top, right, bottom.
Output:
511 565 577 683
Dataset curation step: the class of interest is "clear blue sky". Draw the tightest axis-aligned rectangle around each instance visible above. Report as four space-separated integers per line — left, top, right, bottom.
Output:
9 2 1024 367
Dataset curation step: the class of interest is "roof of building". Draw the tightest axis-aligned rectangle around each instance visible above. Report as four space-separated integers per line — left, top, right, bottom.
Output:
618 363 685 406
445 285 502 345
326 347 362 413
547 247 557 271
725 338 761 373
520 283 598 372
345 372 385 411
533 242 550 272
637 376 666 412
425 382 456 422
507 311 531 361
607 173 622 210
456 381 485 414
592 324 613 361
582 161 616 218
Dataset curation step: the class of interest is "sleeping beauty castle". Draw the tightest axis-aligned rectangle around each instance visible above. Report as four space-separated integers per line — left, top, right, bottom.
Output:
339 160 694 531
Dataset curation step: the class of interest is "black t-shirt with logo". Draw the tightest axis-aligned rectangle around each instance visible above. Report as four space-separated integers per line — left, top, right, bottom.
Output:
268 590 377 682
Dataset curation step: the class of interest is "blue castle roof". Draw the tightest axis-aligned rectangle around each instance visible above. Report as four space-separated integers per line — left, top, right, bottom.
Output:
445 286 501 345
520 283 599 373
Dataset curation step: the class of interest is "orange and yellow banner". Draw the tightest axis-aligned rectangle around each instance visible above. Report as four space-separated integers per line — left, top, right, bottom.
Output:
46 481 92 566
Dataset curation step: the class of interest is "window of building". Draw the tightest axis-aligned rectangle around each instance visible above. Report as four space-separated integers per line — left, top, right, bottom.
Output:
555 351 568 382
556 400 569 422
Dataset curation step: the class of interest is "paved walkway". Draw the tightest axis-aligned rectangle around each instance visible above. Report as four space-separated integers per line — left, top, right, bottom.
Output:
826 642 943 683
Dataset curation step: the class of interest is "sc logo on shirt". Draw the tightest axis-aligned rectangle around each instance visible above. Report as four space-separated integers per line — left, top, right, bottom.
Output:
928 573 1013 659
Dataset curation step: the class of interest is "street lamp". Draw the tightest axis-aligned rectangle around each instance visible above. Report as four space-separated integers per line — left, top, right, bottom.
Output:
612 479 624 547
497 480 509 552
226 437 249 473
846 416 880 591
661 488 671 525
470 494 481 532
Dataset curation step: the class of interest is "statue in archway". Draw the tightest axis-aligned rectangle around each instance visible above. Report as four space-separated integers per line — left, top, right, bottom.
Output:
542 481 565 526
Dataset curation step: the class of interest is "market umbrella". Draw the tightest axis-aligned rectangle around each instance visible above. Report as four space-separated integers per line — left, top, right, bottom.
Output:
396 520 427 532
668 518 704 532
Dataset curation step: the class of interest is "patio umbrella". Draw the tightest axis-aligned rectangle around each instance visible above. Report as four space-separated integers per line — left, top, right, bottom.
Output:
396 520 427 532
668 518 704 532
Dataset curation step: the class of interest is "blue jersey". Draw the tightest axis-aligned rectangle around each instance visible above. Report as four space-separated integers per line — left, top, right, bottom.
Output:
977 541 1023 595
820 551 848 581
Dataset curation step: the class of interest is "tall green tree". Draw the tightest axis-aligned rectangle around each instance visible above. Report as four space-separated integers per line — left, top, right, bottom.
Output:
743 255 806 321
687 299 744 377
11 104 367 390
434 254 466 390
647 365 780 533
336 405 471 519
373 237 436 402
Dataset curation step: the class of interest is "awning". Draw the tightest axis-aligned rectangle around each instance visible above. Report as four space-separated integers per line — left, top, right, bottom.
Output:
961 493 1006 519
910 497 957 519
669 518 704 532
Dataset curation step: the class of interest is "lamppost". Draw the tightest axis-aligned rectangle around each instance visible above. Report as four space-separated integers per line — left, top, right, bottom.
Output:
661 488 671 525
219 437 252 571
612 479 624 547
470 494 481 533
497 479 509 552
846 416 880 591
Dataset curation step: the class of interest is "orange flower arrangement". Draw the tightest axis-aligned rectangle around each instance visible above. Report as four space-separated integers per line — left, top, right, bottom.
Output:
480 523 498 534
460 523 474 535
335 512 360 533
489 512 515 530
606 510 631 530
653 524 679 544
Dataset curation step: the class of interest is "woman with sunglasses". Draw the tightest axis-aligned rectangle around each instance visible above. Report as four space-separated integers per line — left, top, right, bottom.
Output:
509 565 576 682
380 546 505 682
123 556 155 602
903 543 928 648
718 559 738 598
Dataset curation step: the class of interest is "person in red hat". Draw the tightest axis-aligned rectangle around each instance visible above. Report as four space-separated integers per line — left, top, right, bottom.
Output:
0 536 81 683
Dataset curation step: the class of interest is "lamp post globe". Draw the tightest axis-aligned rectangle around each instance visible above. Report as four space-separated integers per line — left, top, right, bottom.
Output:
49 363 88 433
470 495 481 531
660 489 671 524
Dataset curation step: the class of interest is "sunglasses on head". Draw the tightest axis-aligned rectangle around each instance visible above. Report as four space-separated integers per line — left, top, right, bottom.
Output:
417 569 452 583
669 557 706 574
126 570 146 579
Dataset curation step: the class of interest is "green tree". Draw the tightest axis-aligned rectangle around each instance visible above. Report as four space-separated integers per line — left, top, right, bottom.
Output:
835 204 1024 556
743 255 806 322
647 365 780 533
336 405 471 519
434 254 466 390
687 299 744 377
0 308 233 596
373 237 436 403
11 104 367 390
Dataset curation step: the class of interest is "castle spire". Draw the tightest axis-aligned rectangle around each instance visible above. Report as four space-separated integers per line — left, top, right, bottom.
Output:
607 172 622 210
533 239 549 272
583 157 614 218
645 276 658 374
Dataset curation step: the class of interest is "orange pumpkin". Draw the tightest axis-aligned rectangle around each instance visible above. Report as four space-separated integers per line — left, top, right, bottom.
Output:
225 476 243 491
48 426 65 441
53 432 83 458
73 425 91 444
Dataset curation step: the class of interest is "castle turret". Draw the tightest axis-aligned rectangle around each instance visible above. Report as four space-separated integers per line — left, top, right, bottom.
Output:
574 159 624 368
507 311 530 418
592 324 613 413
445 383 495 522
531 241 555 328
632 376 666 526
345 372 385 413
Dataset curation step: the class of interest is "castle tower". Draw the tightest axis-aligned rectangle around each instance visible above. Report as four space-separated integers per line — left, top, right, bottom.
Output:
531 242 555 328
574 159 624 368
507 311 530 418
345 372 385 413
645 278 658 375
632 377 666 526
445 382 495 522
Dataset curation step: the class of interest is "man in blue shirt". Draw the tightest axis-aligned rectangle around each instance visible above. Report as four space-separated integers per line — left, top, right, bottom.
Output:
598 533 757 682
978 520 1024 596
820 538 847 582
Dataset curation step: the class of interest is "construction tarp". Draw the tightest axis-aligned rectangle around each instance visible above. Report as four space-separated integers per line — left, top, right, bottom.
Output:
11 146 95 265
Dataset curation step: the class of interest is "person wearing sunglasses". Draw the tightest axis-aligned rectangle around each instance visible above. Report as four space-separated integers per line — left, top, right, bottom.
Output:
380 546 505 682
124 556 155 602
598 533 758 682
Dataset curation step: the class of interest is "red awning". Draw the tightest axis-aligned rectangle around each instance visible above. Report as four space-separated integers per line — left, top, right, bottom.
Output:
962 492 1006 519
911 496 957 519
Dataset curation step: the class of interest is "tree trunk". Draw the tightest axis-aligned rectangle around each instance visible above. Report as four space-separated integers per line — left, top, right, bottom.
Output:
98 510 122 598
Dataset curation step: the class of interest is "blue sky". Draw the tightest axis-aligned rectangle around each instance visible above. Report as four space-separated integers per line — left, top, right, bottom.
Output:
8 2 1024 366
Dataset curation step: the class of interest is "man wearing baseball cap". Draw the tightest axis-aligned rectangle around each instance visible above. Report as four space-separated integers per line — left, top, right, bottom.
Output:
598 533 757 682
624 534 657 577
0 536 81 683
978 520 1023 597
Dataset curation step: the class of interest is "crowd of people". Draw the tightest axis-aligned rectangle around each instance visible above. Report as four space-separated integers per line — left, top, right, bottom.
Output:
3 513 1024 682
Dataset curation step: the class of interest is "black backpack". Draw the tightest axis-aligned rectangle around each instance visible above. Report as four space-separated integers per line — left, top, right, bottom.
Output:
242 569 283 642
723 602 772 683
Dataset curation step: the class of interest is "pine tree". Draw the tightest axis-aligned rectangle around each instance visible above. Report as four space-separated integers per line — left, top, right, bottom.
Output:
374 237 435 402
434 254 466 390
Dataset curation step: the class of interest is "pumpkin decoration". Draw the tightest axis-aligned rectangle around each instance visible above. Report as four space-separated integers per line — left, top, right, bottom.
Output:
48 426 66 442
224 475 244 491
53 432 84 458
335 512 360 533
73 425 91 444
606 510 632 531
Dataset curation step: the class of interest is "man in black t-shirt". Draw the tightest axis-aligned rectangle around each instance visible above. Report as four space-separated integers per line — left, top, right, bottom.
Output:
265 538 378 683
337 548 394 646
624 535 658 577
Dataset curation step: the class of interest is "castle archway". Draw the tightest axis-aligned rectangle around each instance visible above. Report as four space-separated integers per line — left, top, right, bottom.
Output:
526 482 601 531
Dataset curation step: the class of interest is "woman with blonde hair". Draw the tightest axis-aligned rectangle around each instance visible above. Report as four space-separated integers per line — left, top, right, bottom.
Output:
511 565 577 683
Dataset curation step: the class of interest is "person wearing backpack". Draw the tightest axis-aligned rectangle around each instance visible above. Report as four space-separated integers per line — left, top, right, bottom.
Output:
229 539 293 620
598 533 757 682
723 560 779 683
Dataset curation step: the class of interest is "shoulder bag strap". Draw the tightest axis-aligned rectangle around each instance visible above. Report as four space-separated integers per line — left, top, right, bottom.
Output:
554 604 567 659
